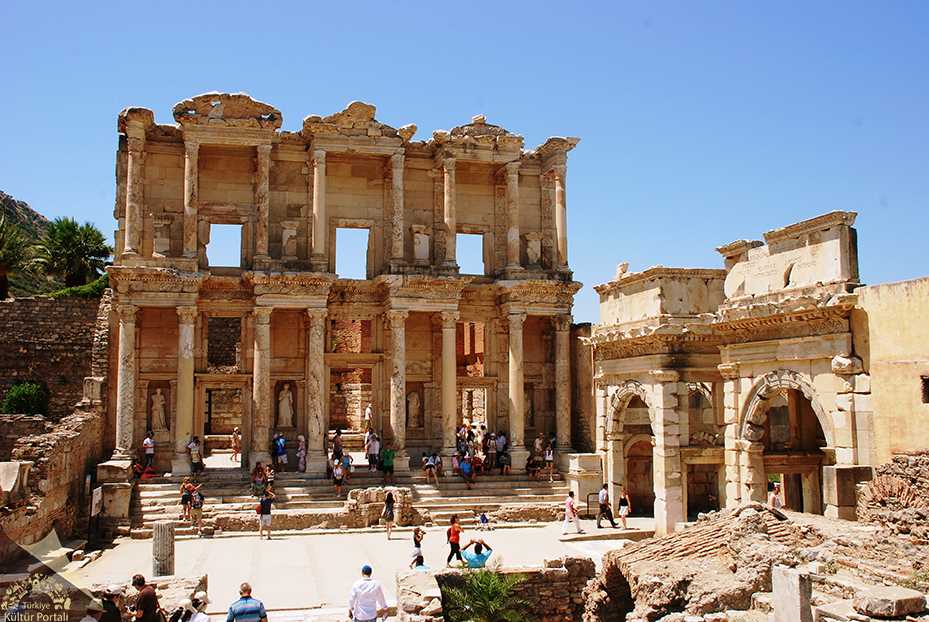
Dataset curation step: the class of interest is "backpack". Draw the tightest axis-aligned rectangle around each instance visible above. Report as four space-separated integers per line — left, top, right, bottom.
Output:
191 492 203 510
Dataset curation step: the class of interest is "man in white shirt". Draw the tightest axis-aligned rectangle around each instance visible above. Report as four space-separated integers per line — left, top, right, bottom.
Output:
348 564 387 621
142 431 155 469
596 484 618 529
562 490 585 535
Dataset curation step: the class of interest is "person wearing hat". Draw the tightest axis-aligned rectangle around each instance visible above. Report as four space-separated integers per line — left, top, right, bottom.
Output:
100 586 124 622
347 565 387 622
80 600 105 622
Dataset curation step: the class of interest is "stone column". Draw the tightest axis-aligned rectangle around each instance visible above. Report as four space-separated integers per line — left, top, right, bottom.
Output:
554 315 572 450
719 363 742 509
305 308 328 475
387 310 410 468
172 306 197 474
311 149 328 271
390 153 405 269
504 161 521 270
441 311 459 455
552 164 568 269
122 133 145 257
250 307 273 468
113 304 138 459
507 311 530 468
651 372 684 536
442 157 457 268
182 140 199 258
152 520 175 577
254 144 271 260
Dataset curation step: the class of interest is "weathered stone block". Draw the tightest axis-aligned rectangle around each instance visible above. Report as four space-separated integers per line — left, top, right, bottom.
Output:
771 565 812 622
853 585 926 618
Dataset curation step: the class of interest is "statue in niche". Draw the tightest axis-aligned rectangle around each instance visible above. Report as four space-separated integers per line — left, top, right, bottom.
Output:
151 388 168 430
524 388 535 428
407 391 422 428
278 383 295 428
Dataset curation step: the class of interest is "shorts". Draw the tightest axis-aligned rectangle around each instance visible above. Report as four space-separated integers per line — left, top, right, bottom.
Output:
424 465 435 472
259 515 272 528
278 454 288 464
190 508 203 521
181 493 191 506
334 478 343 486
618 506 630 517
382 465 394 474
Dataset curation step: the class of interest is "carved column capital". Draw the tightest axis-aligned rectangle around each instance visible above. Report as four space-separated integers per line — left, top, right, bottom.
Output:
507 311 527 331
127 136 145 154
176 306 198 324
386 310 409 330
440 310 459 329
546 164 567 181
256 143 272 156
116 304 138 323
305 307 328 323
504 161 520 179
443 157 456 173
253 307 274 325
313 149 327 165
184 140 200 157
718 362 740 380
553 314 572 332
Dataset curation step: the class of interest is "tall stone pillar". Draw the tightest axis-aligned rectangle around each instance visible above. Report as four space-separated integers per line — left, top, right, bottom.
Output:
250 307 273 468
182 140 199 258
172 306 197 474
554 315 572 450
552 164 568 269
386 310 410 468
719 363 742 508
651 372 684 536
305 308 328 475
152 521 175 577
122 133 145 257
389 153 405 270
441 311 459 455
504 161 521 270
311 149 328 272
442 157 457 268
113 304 138 459
507 311 530 469
254 144 271 260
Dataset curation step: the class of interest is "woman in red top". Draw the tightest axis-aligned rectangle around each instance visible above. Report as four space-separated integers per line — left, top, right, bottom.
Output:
446 515 464 566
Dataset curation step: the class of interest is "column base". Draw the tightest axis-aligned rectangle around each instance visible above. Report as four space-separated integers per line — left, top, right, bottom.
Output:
387 259 407 273
392 451 412 473
509 448 531 473
171 454 192 476
310 255 329 273
501 266 525 280
305 453 330 477
249 451 272 471
96 458 134 483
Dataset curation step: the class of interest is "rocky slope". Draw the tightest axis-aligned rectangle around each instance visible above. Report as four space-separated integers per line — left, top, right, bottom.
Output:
0 190 62 295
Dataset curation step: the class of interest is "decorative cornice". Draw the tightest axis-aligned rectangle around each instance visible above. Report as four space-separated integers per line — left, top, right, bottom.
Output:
498 279 582 307
173 92 281 130
243 271 335 297
107 266 204 294
594 266 727 297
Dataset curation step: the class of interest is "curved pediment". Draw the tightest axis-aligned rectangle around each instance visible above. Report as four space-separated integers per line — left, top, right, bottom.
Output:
172 92 282 130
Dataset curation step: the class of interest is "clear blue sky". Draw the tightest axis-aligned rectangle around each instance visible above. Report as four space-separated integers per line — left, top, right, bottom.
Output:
2 2 927 322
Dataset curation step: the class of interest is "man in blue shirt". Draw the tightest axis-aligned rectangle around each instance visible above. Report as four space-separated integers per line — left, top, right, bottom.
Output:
227 583 267 622
461 539 493 568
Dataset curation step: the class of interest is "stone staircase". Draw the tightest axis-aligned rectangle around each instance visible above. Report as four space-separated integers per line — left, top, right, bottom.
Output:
127 468 568 538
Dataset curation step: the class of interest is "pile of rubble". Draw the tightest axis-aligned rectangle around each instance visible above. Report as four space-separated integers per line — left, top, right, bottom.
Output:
857 453 929 540
581 503 929 621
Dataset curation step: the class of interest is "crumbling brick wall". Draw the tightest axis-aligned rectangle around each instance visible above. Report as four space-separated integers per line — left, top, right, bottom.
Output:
0 408 104 564
0 296 101 419
0 415 50 460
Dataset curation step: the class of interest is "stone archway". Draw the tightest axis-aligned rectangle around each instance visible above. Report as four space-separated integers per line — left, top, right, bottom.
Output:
604 380 655 521
739 369 833 447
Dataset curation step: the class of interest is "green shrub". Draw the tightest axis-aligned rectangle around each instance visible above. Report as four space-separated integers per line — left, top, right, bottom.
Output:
1 382 50 415
48 274 108 298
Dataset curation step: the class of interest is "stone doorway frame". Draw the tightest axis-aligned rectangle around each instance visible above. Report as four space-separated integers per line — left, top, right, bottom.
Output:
194 373 253 469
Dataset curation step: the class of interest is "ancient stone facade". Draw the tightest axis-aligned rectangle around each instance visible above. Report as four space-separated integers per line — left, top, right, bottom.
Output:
0 296 102 418
591 212 928 534
104 93 587 479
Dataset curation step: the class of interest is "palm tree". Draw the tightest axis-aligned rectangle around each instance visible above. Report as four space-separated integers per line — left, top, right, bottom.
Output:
0 215 29 299
32 217 112 287
443 570 529 622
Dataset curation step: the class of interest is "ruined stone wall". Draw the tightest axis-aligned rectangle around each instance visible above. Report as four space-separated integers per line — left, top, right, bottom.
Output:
398 556 596 622
0 408 104 564
0 415 50 460
0 297 101 419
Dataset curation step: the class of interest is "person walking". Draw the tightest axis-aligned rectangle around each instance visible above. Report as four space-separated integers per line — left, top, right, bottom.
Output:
446 515 464 566
596 484 618 529
380 442 395 484
616 483 632 529
562 491 585 535
178 478 196 521
142 431 155 470
226 583 267 622
187 437 204 474
189 487 206 536
544 443 555 482
257 488 275 540
365 432 380 472
424 453 439 485
382 491 396 540
231 427 241 463
347 565 387 622
411 527 425 561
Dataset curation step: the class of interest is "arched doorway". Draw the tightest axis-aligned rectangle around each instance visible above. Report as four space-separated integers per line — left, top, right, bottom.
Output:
606 384 657 518
625 435 654 516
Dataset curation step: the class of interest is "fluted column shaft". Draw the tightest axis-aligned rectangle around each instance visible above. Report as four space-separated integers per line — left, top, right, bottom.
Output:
114 304 138 458
554 315 572 450
387 310 409 453
441 311 459 453
442 158 457 266
505 162 521 269
507 312 527 448
311 150 328 269
390 153 405 265
251 307 273 467
254 144 271 259
173 306 197 472
183 141 199 258
123 134 145 256
305 308 328 473
552 165 568 268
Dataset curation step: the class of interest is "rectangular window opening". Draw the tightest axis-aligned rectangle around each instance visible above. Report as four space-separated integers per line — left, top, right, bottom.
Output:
922 376 929 405
456 233 485 275
206 224 243 268
335 228 370 279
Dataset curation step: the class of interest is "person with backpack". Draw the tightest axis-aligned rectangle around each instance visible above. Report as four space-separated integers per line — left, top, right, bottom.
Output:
189 488 205 536
446 515 464 567
257 487 275 540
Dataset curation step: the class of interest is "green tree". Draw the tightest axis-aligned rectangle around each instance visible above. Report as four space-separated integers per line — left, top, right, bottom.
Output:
32 217 112 287
0 215 29 299
443 570 529 622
